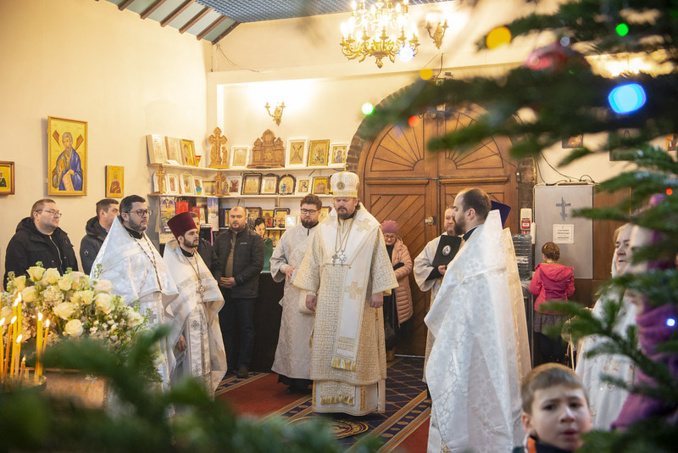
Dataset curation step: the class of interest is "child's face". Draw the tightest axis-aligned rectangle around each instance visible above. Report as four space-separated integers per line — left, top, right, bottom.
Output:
522 384 592 451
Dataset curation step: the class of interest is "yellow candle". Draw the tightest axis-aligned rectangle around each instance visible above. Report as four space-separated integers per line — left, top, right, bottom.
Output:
13 334 22 378
35 313 43 380
0 318 5 381
20 356 26 379
43 319 50 353
5 316 16 378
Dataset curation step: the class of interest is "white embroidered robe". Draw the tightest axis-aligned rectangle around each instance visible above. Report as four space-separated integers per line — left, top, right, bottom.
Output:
163 240 227 395
92 217 178 390
270 223 318 380
294 204 398 416
425 211 524 453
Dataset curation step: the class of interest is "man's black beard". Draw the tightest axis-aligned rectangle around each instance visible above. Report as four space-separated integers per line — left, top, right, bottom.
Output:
301 219 318 229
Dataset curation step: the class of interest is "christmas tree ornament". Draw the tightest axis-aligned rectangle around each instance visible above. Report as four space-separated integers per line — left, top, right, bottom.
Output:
523 40 588 71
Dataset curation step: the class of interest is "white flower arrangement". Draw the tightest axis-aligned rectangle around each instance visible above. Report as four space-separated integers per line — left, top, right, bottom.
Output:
1 263 148 356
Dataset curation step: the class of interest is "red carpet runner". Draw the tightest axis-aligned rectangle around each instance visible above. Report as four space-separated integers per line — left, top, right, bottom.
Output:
216 357 429 452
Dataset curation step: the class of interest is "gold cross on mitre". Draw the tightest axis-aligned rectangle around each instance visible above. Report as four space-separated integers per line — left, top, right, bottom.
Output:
345 281 363 299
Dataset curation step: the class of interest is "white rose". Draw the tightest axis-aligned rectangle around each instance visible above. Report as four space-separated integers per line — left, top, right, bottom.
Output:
13 275 27 292
57 274 73 291
53 302 77 320
64 319 84 337
78 290 95 306
42 268 61 285
42 286 64 305
95 293 113 314
126 309 143 326
20 286 37 303
27 266 45 282
1 305 12 320
94 280 113 294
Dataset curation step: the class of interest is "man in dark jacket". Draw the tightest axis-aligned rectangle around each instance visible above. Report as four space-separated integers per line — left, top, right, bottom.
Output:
80 198 119 275
4 198 78 287
215 205 264 378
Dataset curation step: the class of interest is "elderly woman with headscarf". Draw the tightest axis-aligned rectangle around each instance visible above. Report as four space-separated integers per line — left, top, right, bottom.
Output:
381 220 413 361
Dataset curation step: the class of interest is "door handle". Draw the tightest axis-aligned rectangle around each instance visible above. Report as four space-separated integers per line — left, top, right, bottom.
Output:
424 216 436 226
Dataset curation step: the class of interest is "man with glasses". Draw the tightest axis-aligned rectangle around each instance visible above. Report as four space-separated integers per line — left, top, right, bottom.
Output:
270 194 322 394
4 198 78 287
92 195 179 390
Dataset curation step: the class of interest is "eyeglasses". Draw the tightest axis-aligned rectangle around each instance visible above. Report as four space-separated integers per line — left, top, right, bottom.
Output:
128 209 153 217
39 209 62 218
300 209 318 215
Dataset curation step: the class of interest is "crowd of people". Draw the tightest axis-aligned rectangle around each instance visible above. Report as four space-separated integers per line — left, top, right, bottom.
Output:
2 173 674 452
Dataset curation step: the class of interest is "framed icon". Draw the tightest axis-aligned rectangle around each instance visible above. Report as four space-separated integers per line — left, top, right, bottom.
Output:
278 174 296 195
296 178 311 195
245 207 262 226
48 116 88 196
319 206 331 223
193 176 204 196
308 139 330 166
166 174 179 194
105 165 124 198
262 209 275 227
0 161 15 195
330 143 348 165
260 174 279 195
287 139 307 167
180 174 195 194
242 173 262 195
180 139 196 166
231 146 249 168
274 208 290 228
165 137 182 164
312 176 329 195
227 175 242 194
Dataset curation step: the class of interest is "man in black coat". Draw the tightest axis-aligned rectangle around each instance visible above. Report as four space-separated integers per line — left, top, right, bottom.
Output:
4 198 78 287
214 205 264 378
80 198 119 275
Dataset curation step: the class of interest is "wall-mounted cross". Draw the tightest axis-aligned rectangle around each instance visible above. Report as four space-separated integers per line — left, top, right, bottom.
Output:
556 197 571 221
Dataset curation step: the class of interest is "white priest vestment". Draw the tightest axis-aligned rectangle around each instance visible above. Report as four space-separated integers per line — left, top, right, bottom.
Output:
294 204 398 416
163 240 227 395
425 210 524 453
270 223 318 381
576 290 636 429
413 234 448 382
92 217 178 389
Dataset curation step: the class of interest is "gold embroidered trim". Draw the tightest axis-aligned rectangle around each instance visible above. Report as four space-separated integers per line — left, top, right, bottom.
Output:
331 357 356 371
320 395 355 406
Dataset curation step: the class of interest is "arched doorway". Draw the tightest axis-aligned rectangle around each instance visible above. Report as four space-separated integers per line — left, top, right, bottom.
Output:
356 103 521 355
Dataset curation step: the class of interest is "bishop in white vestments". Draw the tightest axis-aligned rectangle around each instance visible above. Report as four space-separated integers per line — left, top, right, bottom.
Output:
92 195 178 389
294 172 398 416
164 212 227 396
425 188 526 453
270 194 322 393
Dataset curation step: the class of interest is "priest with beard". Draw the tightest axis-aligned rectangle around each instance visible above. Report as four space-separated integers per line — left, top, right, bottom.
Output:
163 212 227 396
270 194 322 394
91 195 178 390
294 172 397 416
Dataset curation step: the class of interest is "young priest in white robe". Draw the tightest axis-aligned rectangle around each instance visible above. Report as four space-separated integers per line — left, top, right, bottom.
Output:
163 212 227 396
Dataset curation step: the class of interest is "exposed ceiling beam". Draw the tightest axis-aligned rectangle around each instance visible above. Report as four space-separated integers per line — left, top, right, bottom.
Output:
118 0 135 11
213 21 239 44
196 15 227 41
160 0 194 27
140 0 168 20
179 6 211 34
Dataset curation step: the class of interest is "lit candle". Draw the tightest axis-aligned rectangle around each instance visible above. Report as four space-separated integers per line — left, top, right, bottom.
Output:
20 356 26 379
13 334 22 378
5 316 16 378
0 318 5 381
43 319 50 353
35 313 43 381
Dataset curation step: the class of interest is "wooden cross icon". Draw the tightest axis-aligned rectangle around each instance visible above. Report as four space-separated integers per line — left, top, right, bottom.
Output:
208 127 229 168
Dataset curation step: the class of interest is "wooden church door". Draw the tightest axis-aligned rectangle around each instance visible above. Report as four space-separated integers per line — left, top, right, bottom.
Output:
358 104 518 356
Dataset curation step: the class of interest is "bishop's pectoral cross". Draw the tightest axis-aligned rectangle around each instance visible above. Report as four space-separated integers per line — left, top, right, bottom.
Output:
332 251 348 264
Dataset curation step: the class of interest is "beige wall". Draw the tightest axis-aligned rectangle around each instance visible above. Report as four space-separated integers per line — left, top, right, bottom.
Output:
0 0 210 280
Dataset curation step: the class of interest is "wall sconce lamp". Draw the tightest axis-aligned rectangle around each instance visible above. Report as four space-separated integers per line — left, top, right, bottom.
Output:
265 102 285 125
425 17 448 49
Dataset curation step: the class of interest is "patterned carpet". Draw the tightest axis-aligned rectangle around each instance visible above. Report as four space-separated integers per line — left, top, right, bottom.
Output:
216 356 430 452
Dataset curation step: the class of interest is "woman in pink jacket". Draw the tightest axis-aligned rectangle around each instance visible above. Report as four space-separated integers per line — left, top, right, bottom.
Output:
381 220 413 361
529 241 575 365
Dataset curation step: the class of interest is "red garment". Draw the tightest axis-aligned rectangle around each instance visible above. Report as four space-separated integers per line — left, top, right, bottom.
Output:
529 263 575 312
